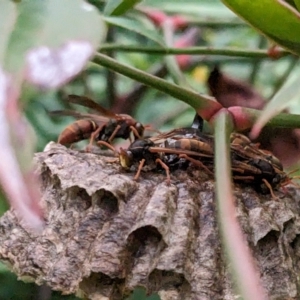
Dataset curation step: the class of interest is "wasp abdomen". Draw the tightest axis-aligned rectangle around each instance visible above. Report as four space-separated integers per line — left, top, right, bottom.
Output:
170 139 213 154
58 120 97 145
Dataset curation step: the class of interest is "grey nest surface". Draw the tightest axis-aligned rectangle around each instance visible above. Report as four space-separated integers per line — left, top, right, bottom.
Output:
0 142 300 300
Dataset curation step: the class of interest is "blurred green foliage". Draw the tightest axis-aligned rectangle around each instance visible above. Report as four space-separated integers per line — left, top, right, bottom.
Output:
1 0 300 299
125 287 160 300
0 262 79 300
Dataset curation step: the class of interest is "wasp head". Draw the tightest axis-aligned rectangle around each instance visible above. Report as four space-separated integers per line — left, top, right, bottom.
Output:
119 148 133 169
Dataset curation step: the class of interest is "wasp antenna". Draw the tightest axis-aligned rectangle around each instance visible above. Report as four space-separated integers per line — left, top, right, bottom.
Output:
144 125 161 134
286 178 300 188
287 169 300 176
143 124 155 129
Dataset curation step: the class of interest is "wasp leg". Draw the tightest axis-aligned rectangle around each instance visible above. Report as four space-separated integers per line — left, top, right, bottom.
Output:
287 169 300 176
86 124 105 152
232 175 255 181
231 167 246 173
134 159 146 181
231 161 262 175
262 178 277 199
96 141 117 155
178 154 213 175
129 125 142 140
278 178 300 194
108 124 121 144
155 158 170 185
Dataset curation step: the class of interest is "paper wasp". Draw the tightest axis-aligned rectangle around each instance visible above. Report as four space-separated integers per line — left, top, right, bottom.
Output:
229 133 290 195
190 114 290 194
119 128 216 184
50 95 146 151
120 125 290 194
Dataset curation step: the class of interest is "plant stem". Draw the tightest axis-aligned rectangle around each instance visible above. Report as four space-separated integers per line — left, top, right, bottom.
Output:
214 110 267 300
99 44 291 58
92 53 300 129
186 18 246 28
249 36 267 84
231 107 300 129
93 53 222 119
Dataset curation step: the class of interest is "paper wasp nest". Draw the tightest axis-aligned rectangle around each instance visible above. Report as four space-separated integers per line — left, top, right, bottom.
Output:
0 142 300 299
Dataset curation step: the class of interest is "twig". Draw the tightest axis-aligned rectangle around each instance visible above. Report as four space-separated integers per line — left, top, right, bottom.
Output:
98 45 291 58
249 36 267 84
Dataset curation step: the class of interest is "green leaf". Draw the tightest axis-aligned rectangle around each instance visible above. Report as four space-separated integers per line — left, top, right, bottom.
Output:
5 0 106 75
0 1 16 65
0 262 8 273
293 0 300 10
126 287 160 300
104 0 142 16
143 0 236 18
286 0 298 10
4 0 46 74
104 16 165 46
251 73 300 138
221 0 300 55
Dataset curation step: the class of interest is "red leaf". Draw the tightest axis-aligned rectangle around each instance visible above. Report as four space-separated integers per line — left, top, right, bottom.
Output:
0 68 44 230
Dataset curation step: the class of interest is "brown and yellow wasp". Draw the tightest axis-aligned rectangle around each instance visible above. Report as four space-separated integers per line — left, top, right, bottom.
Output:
119 127 215 183
119 127 290 195
50 95 147 151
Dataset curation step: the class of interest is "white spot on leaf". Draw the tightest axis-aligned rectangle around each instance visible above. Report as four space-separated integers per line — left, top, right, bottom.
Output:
26 41 93 89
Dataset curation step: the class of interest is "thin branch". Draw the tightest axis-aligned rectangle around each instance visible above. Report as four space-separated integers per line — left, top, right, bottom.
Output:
92 53 222 119
112 63 168 114
112 28 200 114
99 45 291 58
249 36 267 84
154 103 190 128
92 53 300 129
185 18 247 28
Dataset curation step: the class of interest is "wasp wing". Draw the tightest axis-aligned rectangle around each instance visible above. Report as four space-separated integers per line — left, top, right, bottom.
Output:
148 146 213 158
49 110 110 125
68 95 118 119
150 128 214 145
